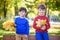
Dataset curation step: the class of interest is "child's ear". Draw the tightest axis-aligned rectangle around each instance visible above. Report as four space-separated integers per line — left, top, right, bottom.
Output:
18 12 20 15
18 12 19 14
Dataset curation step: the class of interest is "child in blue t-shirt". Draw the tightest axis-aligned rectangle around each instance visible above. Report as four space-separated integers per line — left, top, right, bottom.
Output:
15 7 30 40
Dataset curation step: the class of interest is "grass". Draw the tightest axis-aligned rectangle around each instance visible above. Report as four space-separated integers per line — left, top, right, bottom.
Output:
0 29 15 40
30 28 60 35
0 28 60 40
0 29 15 36
0 36 2 40
0 28 60 36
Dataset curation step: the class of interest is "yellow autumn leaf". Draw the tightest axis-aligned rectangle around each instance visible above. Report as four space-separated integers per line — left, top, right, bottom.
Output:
41 20 46 25
3 19 16 31
36 19 41 27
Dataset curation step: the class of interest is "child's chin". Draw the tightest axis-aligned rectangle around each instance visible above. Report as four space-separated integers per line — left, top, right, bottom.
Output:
40 15 44 16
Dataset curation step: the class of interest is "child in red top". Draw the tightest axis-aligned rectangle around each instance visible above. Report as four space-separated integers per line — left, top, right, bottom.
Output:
33 4 50 40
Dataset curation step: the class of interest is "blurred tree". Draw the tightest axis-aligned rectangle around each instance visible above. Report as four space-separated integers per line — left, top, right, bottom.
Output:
0 0 4 17
0 0 60 18
4 0 7 18
58 14 60 22
14 0 21 16
14 0 18 16
46 0 60 11
0 0 14 18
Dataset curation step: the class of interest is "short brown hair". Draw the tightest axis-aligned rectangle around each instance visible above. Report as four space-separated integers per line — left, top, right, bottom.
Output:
19 7 27 13
38 4 46 9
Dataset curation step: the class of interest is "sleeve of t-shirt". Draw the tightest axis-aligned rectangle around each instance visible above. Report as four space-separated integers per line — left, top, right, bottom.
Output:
25 20 30 35
46 18 50 30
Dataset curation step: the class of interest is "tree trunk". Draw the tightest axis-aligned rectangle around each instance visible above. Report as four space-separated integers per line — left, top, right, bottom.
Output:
14 1 18 16
4 0 6 18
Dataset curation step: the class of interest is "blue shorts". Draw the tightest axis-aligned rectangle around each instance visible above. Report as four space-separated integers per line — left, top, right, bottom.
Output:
36 32 49 40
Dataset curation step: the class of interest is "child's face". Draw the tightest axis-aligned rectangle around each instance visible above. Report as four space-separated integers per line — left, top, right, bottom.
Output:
38 8 45 16
19 10 26 17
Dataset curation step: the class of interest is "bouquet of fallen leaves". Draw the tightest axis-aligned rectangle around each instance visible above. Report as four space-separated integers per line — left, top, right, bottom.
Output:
3 20 16 31
36 19 46 27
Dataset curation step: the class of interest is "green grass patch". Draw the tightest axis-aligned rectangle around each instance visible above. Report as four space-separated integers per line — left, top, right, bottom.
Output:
0 29 15 36
0 28 60 40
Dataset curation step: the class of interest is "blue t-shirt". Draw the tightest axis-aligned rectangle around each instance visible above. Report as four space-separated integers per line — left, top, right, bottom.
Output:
15 17 30 35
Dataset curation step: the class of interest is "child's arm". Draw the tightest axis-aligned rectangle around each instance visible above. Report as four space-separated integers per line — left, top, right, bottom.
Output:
33 17 41 29
25 20 30 35
46 18 50 30
14 18 17 28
